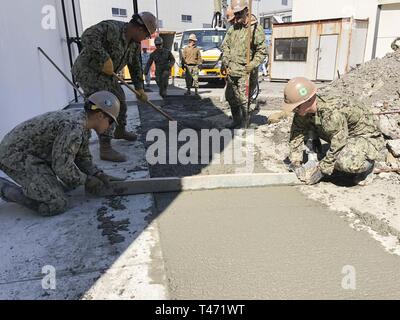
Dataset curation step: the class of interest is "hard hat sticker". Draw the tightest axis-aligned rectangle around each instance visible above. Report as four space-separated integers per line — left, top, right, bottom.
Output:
299 87 308 96
104 99 112 107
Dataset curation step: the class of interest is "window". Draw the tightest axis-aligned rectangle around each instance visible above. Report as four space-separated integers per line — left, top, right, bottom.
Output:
181 30 226 50
261 17 271 29
282 0 288 5
181 15 192 23
158 19 163 28
282 16 292 23
203 23 212 28
112 8 127 17
274 38 308 62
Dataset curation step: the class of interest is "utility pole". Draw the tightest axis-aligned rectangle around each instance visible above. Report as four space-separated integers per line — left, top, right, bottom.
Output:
133 0 138 14
155 0 160 33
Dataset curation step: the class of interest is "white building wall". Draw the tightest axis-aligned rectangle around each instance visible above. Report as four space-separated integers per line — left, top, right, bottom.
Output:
0 0 81 139
79 0 293 33
79 0 216 32
80 0 134 29
375 3 400 57
254 0 293 16
292 0 378 61
139 0 215 31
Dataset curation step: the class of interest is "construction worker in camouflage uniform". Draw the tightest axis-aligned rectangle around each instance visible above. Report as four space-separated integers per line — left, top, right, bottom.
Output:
144 36 175 99
221 0 267 128
182 33 202 96
283 77 385 186
0 91 124 216
72 12 157 162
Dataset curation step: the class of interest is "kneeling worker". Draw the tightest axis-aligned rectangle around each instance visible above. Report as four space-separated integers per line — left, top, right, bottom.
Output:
283 77 385 185
0 91 123 216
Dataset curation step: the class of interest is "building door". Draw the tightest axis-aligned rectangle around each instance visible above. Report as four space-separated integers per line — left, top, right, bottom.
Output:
316 34 338 81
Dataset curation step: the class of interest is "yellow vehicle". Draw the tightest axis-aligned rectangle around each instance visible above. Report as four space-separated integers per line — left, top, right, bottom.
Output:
173 28 227 83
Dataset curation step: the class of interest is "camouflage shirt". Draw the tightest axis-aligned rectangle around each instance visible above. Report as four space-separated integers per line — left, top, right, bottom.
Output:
72 20 143 89
144 48 175 75
289 96 384 175
221 22 267 77
0 110 100 188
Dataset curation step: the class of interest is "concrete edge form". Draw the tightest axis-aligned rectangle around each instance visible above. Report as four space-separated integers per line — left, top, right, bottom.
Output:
100 173 301 196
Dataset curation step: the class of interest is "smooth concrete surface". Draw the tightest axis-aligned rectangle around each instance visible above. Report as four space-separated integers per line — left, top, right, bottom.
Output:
156 187 400 299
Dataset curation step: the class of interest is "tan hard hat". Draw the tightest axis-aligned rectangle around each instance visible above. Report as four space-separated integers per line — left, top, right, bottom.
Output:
154 36 163 45
231 0 248 13
138 11 157 35
88 91 120 124
282 77 317 112
188 33 198 41
226 6 235 22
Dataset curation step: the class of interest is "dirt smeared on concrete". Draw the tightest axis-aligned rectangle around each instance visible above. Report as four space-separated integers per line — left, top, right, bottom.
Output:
96 197 130 244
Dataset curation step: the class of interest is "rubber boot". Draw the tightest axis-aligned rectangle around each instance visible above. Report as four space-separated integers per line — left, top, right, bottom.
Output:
226 106 242 129
194 88 199 95
0 177 39 211
99 137 127 162
184 89 191 96
240 106 250 129
114 125 137 141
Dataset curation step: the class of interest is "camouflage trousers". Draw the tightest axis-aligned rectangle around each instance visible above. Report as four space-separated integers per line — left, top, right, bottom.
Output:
0 156 68 216
185 65 199 89
155 69 170 96
73 70 127 138
333 136 385 174
225 73 257 124
143 67 151 86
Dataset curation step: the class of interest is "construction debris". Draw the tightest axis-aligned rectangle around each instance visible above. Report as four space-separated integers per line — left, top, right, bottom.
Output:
319 50 400 141
387 140 400 158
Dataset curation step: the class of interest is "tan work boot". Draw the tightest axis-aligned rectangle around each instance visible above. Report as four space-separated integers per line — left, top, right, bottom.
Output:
99 138 127 162
114 126 137 141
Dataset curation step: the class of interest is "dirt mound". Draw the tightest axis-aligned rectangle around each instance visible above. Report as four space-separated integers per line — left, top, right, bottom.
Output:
321 51 400 108
320 50 400 141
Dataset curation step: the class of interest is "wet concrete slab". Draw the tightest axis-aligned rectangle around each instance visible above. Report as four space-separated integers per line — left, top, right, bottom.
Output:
155 187 400 299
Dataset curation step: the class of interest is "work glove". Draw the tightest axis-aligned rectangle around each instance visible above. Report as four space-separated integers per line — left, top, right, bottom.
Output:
289 162 306 181
291 161 324 185
220 65 229 76
85 175 106 195
304 165 324 185
135 88 149 103
267 111 290 124
95 172 126 188
245 62 257 74
102 58 114 76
